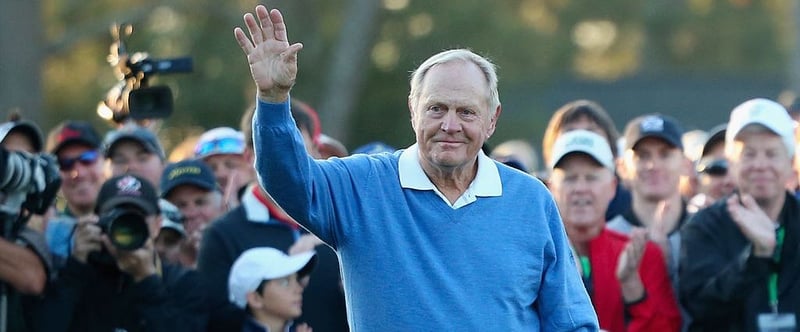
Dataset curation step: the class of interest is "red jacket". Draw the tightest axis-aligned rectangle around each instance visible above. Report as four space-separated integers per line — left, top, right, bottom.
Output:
588 228 681 332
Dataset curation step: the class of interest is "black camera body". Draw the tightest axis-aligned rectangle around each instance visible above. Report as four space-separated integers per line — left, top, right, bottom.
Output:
97 207 150 251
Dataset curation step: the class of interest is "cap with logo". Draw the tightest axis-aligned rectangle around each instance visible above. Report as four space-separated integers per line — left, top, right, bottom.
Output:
96 174 160 216
228 247 317 309
726 98 795 157
103 126 166 160
549 130 615 171
194 127 245 159
623 114 685 151
47 121 102 155
160 159 219 198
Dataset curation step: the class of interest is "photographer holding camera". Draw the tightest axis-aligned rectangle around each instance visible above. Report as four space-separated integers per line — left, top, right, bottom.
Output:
0 143 60 332
38 174 207 332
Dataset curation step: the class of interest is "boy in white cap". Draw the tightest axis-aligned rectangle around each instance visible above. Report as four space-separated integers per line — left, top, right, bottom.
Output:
228 247 316 332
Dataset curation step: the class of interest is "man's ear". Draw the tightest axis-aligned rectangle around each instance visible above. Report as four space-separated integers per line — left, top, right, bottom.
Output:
487 104 502 138
246 291 263 310
408 98 417 132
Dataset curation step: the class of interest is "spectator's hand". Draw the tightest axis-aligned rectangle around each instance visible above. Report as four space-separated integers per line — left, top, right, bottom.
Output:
289 234 323 255
234 5 302 103
616 228 646 303
648 199 678 257
71 215 102 264
104 237 157 282
726 193 776 257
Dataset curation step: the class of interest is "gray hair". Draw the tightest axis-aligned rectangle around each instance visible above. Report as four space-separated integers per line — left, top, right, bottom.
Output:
408 49 500 112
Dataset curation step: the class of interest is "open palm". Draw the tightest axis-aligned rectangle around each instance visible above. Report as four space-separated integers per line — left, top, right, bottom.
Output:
234 5 303 102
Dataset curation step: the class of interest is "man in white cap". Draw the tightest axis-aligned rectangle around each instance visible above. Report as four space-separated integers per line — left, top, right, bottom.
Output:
680 98 800 331
194 127 255 208
228 247 316 332
548 130 681 332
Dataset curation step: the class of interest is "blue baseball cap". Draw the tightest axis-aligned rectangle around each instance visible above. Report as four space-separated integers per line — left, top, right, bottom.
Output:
160 159 219 198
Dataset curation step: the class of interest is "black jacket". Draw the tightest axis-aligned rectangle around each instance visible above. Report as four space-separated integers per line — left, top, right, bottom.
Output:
679 192 800 332
35 255 208 332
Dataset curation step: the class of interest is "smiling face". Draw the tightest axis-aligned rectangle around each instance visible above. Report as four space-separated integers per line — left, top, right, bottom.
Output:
549 154 617 244
622 137 687 202
729 128 793 205
409 60 500 175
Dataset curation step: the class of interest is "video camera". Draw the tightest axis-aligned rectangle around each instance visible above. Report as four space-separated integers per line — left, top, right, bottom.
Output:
0 150 61 238
98 23 192 124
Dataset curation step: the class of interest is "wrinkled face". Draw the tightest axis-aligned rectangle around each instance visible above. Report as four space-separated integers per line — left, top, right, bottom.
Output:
729 130 793 205
251 274 305 321
203 154 255 193
165 185 224 234
57 145 105 212
622 138 686 202
107 140 164 187
410 61 499 173
549 154 616 244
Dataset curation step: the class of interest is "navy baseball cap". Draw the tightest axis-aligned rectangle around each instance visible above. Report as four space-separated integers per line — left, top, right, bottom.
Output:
160 159 219 198
104 126 166 160
623 114 684 151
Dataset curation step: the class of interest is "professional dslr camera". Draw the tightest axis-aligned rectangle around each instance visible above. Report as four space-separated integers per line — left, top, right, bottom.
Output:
89 206 151 267
97 207 150 251
0 150 61 238
98 23 192 124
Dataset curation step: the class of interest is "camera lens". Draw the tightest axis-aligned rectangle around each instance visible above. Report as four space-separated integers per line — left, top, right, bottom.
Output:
108 210 149 251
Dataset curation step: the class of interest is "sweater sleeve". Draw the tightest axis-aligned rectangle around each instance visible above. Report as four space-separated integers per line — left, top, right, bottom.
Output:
252 98 338 247
536 196 600 331
626 242 682 332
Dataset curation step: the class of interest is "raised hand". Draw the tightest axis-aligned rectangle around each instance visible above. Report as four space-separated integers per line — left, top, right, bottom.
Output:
726 193 777 257
616 228 646 303
233 5 303 102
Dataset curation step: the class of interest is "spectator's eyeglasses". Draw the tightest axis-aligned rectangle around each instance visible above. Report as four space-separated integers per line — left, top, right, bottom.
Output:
697 159 728 176
194 137 244 157
58 150 99 171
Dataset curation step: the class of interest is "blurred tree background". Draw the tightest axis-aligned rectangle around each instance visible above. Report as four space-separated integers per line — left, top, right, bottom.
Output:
0 0 797 169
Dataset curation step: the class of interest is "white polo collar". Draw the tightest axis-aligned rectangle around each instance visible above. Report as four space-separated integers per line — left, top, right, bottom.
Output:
398 143 502 209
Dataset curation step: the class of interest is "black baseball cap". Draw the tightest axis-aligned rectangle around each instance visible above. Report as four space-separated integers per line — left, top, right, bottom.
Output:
47 121 102 155
623 114 684 151
96 174 160 216
160 159 219 199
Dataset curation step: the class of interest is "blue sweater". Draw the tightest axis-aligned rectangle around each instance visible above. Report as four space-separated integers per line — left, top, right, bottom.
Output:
254 99 598 331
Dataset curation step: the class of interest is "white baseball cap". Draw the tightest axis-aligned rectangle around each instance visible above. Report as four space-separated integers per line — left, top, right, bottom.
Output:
228 248 317 309
549 130 615 171
194 127 245 159
726 98 795 157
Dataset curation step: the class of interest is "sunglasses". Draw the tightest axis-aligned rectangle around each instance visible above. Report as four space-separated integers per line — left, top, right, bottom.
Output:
194 137 244 157
58 150 99 171
697 159 728 176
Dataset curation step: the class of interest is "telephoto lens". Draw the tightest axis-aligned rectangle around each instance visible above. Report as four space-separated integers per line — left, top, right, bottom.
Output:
98 208 149 251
